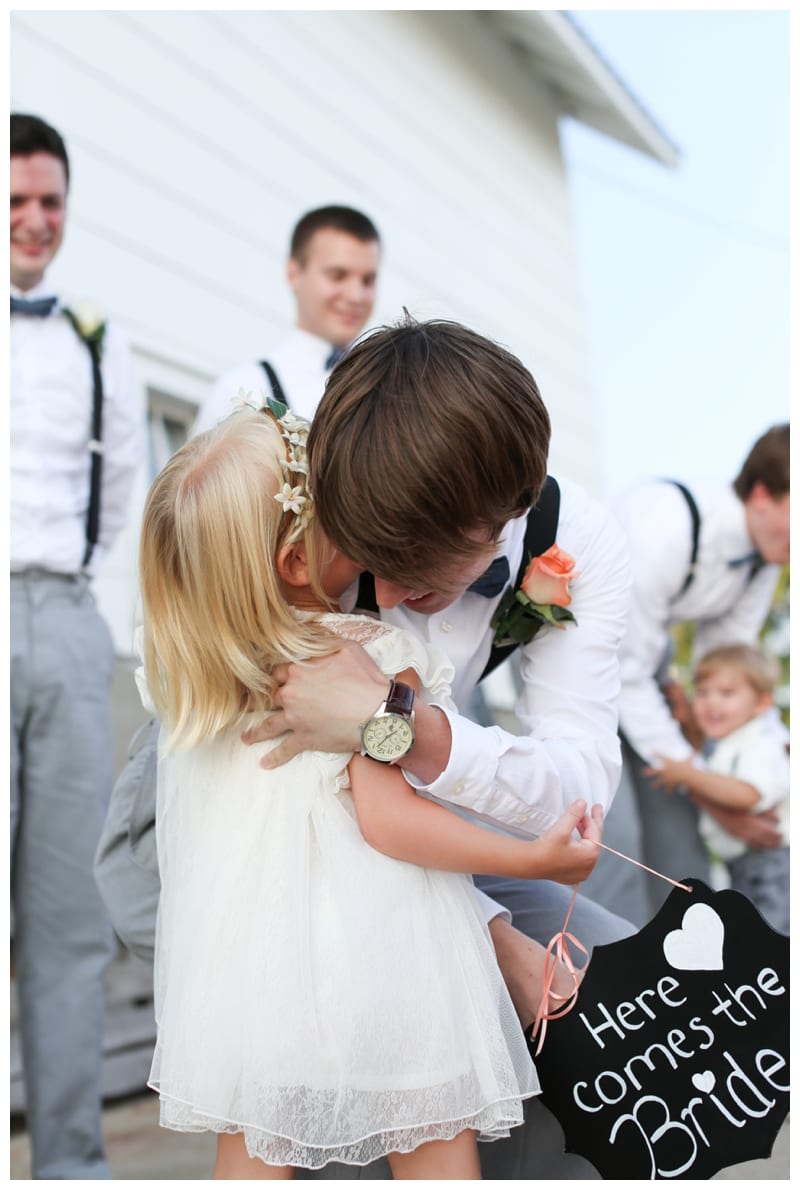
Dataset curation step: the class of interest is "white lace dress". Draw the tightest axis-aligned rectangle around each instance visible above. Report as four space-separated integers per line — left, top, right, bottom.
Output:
147 613 539 1168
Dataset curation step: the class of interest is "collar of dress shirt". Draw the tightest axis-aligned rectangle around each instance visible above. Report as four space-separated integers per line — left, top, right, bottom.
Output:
713 482 758 565
338 512 529 616
288 325 340 367
711 708 778 763
11 277 58 304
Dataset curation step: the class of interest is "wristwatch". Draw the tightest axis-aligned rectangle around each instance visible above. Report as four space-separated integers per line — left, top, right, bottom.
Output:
360 679 415 764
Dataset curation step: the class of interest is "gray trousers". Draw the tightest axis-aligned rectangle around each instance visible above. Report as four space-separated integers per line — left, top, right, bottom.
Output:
301 876 634 1180
728 845 790 936
581 736 712 928
11 571 117 1179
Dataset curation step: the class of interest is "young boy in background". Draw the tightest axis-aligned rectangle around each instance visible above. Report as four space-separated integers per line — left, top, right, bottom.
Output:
648 642 789 934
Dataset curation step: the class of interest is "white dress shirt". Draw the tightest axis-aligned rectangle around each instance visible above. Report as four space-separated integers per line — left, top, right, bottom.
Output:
11 280 143 576
344 476 630 839
614 480 779 765
193 327 335 434
698 711 789 862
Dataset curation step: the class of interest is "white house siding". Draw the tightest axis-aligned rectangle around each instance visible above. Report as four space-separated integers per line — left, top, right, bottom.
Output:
11 8 600 661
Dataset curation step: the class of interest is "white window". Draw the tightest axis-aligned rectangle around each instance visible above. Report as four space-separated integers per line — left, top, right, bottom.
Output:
147 388 197 477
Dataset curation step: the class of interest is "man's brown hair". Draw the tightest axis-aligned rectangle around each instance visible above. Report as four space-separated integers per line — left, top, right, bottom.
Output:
307 317 551 590
733 423 789 500
10 113 70 185
290 205 380 264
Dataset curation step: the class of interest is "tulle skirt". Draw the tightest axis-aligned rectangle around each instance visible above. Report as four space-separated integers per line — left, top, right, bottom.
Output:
149 727 539 1168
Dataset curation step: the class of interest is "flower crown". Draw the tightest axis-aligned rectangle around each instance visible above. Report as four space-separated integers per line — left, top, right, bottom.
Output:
231 389 312 526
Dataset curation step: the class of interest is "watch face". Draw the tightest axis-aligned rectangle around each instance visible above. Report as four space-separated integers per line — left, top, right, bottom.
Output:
362 713 414 761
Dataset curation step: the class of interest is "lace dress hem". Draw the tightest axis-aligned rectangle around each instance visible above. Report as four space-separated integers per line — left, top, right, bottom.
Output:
150 1081 536 1168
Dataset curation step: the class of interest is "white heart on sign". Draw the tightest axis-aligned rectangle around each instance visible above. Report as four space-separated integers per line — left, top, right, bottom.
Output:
692 1071 716 1094
663 903 724 971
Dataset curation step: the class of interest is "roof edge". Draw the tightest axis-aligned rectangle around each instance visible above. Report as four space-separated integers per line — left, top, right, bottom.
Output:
487 10 680 168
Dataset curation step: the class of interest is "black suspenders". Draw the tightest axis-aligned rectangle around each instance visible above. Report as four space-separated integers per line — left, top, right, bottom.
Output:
82 337 104 569
480 476 560 681
666 480 701 598
259 360 289 408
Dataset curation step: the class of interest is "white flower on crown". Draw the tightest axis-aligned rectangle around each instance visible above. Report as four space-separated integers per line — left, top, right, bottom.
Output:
224 393 312 523
280 411 306 432
230 388 268 414
274 483 307 516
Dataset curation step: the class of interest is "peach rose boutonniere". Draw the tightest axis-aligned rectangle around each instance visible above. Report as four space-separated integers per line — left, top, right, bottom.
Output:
491 544 579 647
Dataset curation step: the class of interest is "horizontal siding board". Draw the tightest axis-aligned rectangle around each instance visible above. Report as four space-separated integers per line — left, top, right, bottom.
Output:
13 12 587 341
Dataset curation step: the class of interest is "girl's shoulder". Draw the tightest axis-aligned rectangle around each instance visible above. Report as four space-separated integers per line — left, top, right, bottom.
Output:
317 613 455 704
317 611 400 648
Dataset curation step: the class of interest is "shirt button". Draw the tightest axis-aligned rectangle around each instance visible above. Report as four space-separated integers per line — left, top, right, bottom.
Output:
454 782 464 794
440 621 453 633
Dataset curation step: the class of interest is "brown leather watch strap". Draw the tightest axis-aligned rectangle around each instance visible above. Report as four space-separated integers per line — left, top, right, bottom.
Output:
385 679 414 717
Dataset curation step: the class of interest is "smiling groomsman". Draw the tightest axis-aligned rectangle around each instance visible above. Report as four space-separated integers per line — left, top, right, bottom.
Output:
194 205 381 431
10 112 144 1178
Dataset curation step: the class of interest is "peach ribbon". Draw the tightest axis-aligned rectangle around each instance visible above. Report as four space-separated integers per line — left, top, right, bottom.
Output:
529 843 693 1057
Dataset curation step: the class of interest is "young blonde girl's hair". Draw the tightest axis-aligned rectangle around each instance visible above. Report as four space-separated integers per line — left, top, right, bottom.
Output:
139 408 335 750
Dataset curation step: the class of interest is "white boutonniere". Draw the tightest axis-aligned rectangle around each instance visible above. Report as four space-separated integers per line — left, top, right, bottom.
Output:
64 300 107 352
491 544 579 646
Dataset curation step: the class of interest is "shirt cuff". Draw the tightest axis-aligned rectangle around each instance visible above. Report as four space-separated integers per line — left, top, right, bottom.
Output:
404 703 490 797
404 704 554 835
473 886 512 925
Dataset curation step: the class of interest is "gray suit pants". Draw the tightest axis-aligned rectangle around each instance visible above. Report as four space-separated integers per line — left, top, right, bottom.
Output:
11 572 117 1179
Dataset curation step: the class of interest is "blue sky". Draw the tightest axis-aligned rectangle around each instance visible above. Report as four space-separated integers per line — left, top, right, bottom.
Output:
559 9 790 498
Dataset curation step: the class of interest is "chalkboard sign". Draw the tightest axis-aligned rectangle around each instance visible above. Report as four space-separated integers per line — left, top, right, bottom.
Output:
533 880 789 1180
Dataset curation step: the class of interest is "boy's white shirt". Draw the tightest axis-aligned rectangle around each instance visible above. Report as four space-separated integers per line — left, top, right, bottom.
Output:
698 710 790 862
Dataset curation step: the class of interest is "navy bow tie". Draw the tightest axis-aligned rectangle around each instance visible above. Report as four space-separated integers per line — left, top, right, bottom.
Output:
11 295 58 318
468 555 510 598
728 551 765 583
728 551 764 572
325 346 345 370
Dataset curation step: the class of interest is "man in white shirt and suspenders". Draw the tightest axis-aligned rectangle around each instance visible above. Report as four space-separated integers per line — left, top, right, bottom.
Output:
582 425 790 927
193 205 381 432
10 112 144 1179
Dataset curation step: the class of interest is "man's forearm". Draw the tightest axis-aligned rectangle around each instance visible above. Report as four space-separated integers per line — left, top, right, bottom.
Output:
489 916 578 1030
